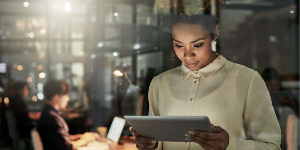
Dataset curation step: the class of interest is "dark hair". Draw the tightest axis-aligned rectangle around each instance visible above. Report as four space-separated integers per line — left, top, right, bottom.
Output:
261 68 280 81
44 80 70 101
12 81 28 93
168 14 217 39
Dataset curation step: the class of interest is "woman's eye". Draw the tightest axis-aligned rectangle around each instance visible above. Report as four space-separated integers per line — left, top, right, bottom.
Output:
175 44 184 48
192 43 204 48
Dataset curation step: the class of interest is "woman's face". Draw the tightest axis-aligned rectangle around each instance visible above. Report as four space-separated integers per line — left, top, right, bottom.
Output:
172 23 214 70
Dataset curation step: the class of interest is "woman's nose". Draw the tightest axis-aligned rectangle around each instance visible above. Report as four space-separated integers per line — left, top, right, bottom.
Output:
184 48 196 58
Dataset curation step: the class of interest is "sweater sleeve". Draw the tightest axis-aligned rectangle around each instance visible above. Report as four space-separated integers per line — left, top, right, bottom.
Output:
148 76 160 116
226 71 281 150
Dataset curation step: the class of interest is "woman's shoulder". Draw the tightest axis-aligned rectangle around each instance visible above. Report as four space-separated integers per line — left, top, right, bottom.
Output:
225 60 257 77
151 66 181 83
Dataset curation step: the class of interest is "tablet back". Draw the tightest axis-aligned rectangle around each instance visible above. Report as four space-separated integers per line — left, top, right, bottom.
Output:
125 116 213 142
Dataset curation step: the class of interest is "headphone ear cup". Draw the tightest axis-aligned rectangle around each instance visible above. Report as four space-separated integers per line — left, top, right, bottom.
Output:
211 41 217 52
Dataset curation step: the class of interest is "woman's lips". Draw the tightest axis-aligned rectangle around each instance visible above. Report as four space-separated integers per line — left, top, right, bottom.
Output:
186 61 199 67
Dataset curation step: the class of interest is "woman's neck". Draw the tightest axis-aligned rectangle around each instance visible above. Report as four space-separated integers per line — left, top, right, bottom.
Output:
200 52 218 69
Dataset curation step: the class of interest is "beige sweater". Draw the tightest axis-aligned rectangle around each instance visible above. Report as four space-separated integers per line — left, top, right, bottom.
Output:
148 55 281 150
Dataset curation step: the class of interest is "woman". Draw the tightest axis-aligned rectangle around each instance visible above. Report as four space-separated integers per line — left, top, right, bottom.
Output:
131 2 281 150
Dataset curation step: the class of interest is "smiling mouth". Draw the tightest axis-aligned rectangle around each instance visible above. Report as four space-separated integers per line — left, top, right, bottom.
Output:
186 61 199 67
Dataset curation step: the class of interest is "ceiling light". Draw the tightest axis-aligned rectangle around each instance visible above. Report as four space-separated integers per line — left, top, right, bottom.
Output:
113 52 118 57
97 42 104 47
114 12 119 17
39 72 46 78
17 65 23 71
65 3 71 12
37 92 44 100
27 77 32 83
32 96 38 102
40 29 46 34
32 18 38 26
91 54 96 59
23 2 29 7
29 32 34 38
37 65 43 70
133 44 141 50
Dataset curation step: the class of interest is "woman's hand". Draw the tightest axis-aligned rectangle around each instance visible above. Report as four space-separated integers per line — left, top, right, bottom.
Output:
130 127 158 150
185 125 229 150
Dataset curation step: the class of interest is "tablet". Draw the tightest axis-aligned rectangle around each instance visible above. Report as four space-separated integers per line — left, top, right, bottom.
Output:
124 116 213 142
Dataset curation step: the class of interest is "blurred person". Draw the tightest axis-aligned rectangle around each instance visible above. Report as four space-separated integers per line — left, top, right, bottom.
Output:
262 68 299 150
37 80 100 150
130 1 281 150
8 81 36 138
262 68 299 115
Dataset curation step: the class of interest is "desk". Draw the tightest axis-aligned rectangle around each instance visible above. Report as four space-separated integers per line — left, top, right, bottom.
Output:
79 136 138 150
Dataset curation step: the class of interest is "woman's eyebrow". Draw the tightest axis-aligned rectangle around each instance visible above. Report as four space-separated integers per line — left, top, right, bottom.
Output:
190 38 205 43
173 38 205 43
173 38 181 43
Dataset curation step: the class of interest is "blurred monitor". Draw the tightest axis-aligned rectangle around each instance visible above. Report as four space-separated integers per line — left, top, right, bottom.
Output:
0 63 6 73
106 116 126 142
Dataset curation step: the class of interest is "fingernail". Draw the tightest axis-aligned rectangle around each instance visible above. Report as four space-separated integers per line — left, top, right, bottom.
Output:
189 131 194 134
151 140 157 144
186 138 191 141
185 134 191 137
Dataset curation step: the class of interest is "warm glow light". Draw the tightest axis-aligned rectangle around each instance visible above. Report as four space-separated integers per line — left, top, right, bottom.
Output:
39 72 46 78
37 65 43 70
17 65 23 71
32 96 38 102
65 3 71 12
27 77 32 83
113 52 118 57
40 29 46 34
4 97 9 105
23 2 29 7
0 97 2 104
39 52 45 59
113 70 124 77
29 32 34 38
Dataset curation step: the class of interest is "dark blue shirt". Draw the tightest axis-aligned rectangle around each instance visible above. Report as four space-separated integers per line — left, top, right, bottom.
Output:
37 104 73 150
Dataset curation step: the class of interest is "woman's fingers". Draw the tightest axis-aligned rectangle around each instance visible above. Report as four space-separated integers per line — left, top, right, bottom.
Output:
135 136 157 149
187 127 229 150
130 127 137 137
212 125 224 133
187 131 217 141
136 144 157 150
193 139 215 150
130 127 158 149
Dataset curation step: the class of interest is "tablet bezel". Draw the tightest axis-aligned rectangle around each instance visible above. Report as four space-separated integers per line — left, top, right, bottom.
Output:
125 116 213 142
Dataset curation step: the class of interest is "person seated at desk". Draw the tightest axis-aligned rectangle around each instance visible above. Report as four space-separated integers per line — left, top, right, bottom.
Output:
37 80 100 150
9 81 39 138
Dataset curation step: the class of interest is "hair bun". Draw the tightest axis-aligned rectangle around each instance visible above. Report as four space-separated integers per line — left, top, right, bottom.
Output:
154 0 225 22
